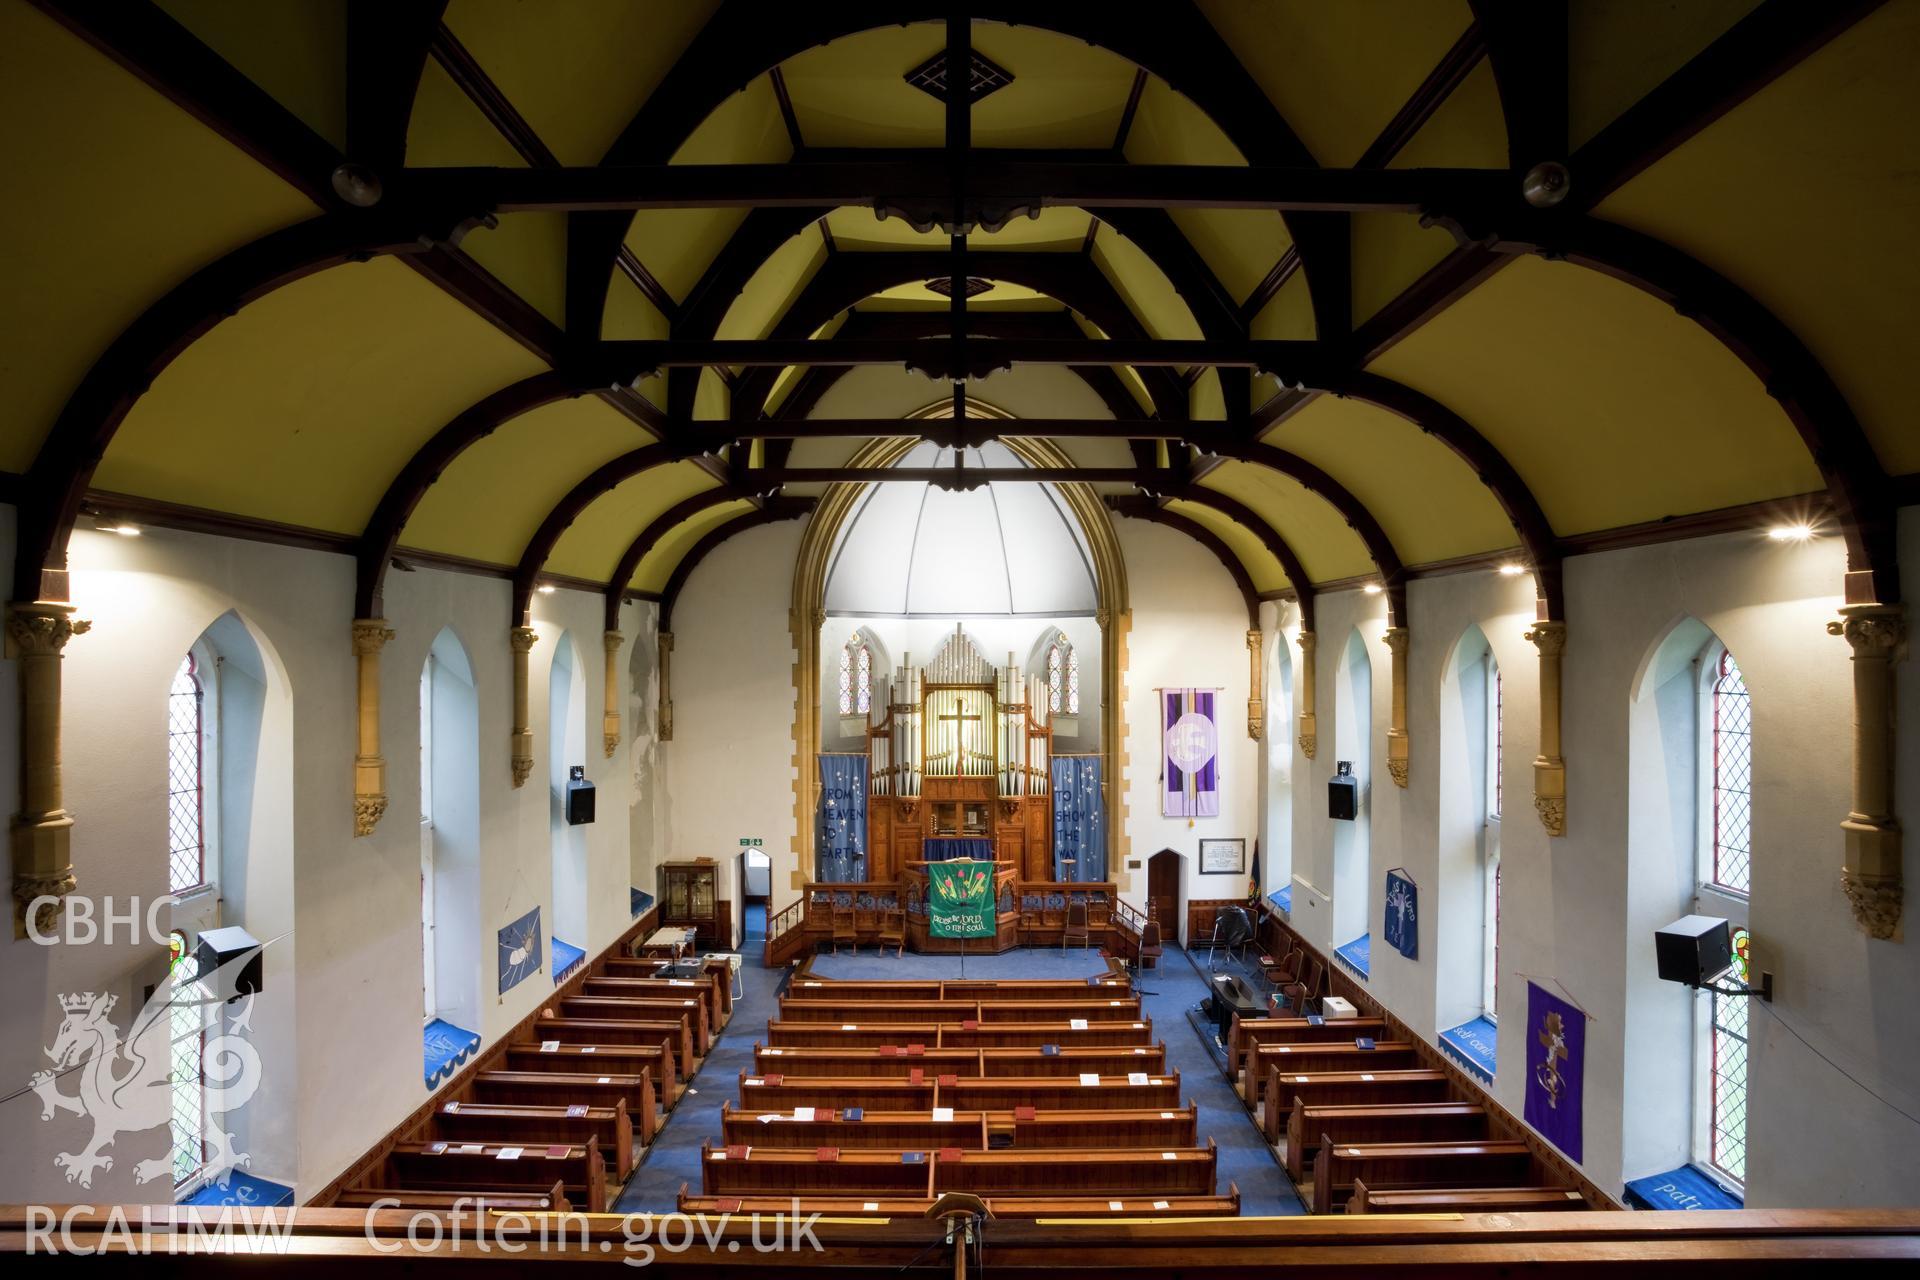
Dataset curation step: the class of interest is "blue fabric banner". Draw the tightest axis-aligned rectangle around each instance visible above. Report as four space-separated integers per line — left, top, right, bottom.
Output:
817 755 868 881
1051 756 1105 881
497 905 542 995
1383 868 1418 960
1524 980 1587 1162
1625 1165 1743 1211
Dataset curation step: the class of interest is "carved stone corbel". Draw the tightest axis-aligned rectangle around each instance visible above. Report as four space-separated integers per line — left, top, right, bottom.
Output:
602 631 624 757
1295 629 1318 759
1827 604 1905 940
1383 626 1410 788
1245 628 1264 740
350 618 394 836
657 630 674 742
509 626 538 787
1524 619 1567 837
8 602 90 938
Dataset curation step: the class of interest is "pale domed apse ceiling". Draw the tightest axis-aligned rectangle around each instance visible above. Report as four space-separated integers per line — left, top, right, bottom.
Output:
824 443 1097 618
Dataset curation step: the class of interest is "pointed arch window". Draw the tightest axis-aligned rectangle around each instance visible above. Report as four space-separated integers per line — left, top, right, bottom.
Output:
839 637 871 716
1709 650 1752 895
168 930 207 1186
1047 636 1079 715
168 655 206 894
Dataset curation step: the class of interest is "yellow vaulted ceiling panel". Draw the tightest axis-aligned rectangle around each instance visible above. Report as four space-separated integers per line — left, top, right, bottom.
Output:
1250 273 1318 405
1350 213 1459 325
547 461 720 583
97 257 548 532
442 0 720 164
157 0 347 148
1385 59 1506 170
826 205 1092 253
1369 255 1821 535
460 213 570 327
1163 499 1291 596
1195 0 1476 165
1568 0 1763 150
1263 396 1520 564
1197 463 1377 584
602 273 669 410
716 226 828 340
0 3 317 472
780 22 1133 150
623 77 791 304
1091 224 1205 342
632 499 756 595
1593 0 1920 475
405 56 529 168
403 396 650 566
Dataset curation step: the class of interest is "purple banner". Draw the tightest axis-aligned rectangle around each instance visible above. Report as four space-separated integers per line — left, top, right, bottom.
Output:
1160 688 1220 819
1523 980 1586 1162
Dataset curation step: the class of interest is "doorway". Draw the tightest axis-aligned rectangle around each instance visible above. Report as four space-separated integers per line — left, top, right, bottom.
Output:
1147 850 1183 947
741 848 771 943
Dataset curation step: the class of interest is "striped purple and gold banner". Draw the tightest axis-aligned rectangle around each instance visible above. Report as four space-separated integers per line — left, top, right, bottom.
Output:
1160 687 1220 819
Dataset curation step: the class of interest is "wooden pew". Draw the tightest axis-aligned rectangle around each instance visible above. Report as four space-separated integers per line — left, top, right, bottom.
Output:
597 958 732 1025
333 1183 570 1213
751 1044 1168 1079
382 1138 607 1214
675 1184 1242 1218
943 1073 1182 1112
1284 1101 1489 1180
533 1014 694 1078
582 974 728 1033
1230 1017 1391 1090
472 1068 658 1142
738 1072 935 1111
775 997 1144 1024
720 1104 1199 1151
1310 1138 1534 1215
763 1021 942 1049
784 978 1130 1003
432 1099 636 1179
940 1020 1154 1049
700 1143 935 1197
1347 1180 1588 1214
505 1041 678 1107
558 995 708 1055
1246 1041 1419 1084
934 1143 1217 1197
1262 1067 1453 1143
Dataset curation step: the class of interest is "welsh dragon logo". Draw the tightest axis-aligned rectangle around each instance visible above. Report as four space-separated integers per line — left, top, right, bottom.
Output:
30 949 264 1189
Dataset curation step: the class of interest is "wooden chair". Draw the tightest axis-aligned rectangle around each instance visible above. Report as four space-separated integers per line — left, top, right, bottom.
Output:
1137 919 1163 970
1281 955 1324 1015
831 907 857 954
1061 899 1090 951
876 908 905 957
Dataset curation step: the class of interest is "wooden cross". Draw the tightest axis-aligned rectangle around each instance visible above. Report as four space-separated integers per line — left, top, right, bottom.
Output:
937 703 983 774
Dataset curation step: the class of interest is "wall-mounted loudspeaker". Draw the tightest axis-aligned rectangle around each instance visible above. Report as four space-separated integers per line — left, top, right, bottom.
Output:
194 925 264 1002
565 765 596 825
1655 914 1733 987
1328 761 1358 821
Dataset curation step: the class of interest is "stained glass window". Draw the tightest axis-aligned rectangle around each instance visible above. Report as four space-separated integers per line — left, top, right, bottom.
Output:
1047 643 1062 713
1708 926 1751 1183
1710 650 1752 894
168 930 207 1185
1046 639 1079 715
1066 645 1079 714
1493 666 1503 818
168 656 206 894
839 640 870 717
856 643 871 714
837 645 853 715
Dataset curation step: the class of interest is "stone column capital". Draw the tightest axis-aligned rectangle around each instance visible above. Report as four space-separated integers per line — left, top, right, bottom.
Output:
1524 619 1567 657
350 617 394 655
604 630 626 654
1382 625 1409 655
5 602 91 657
509 625 539 654
1828 603 1906 657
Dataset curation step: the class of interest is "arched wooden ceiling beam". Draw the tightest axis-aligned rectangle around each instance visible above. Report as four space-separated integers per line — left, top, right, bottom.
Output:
1153 489 1317 634
355 369 618 618
568 2 1336 343
1469 0 1568 170
1104 497 1259 628
1435 213 1900 605
12 213 464 604
1313 371 1564 619
601 490 744 632
1197 445 1409 626
510 444 679 625
726 249 1187 422
344 0 447 172
658 497 816 631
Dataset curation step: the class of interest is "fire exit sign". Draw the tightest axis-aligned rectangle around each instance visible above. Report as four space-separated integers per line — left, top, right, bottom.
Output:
738 837 763 847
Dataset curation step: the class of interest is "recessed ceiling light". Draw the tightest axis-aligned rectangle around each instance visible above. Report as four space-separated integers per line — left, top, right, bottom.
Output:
536 584 557 595
1767 524 1814 543
95 522 141 537
1498 563 1527 576
1363 583 1383 596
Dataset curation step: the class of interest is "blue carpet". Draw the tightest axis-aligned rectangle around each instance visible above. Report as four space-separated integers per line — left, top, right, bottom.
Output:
744 902 767 942
613 944 1304 1215
1439 1016 1498 1083
1334 933 1371 979
423 1018 480 1089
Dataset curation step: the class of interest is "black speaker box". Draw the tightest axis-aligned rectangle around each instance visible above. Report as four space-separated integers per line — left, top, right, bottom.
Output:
193 925 264 1002
565 766 596 825
1328 764 1358 821
1655 914 1732 986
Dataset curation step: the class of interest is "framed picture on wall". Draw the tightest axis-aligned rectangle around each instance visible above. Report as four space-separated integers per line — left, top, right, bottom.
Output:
1198 837 1245 875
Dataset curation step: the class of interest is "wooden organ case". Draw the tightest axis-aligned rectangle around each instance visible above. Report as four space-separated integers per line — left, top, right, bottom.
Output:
862 627 1053 883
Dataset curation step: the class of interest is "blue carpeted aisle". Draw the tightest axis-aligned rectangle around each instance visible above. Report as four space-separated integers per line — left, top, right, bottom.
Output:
613 944 1304 1215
